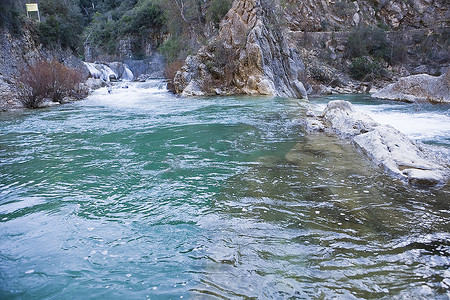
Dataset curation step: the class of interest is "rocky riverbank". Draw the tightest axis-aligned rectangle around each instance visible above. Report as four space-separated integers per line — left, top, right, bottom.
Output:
304 100 449 186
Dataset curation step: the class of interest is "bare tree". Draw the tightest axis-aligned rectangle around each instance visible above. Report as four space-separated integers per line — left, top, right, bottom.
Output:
17 60 84 108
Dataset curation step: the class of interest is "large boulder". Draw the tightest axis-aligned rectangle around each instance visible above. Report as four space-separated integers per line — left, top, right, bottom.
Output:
372 69 450 103
306 100 448 186
174 0 307 99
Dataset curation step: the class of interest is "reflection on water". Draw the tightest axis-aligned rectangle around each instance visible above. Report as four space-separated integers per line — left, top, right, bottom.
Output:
0 81 449 299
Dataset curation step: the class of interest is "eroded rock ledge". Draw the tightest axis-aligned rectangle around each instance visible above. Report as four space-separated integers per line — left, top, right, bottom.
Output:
305 100 448 186
173 0 307 99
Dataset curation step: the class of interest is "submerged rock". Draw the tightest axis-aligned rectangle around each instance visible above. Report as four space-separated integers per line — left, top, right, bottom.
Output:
306 100 448 186
372 69 450 103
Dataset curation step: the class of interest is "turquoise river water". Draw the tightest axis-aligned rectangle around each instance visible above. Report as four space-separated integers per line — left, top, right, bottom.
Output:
0 81 449 299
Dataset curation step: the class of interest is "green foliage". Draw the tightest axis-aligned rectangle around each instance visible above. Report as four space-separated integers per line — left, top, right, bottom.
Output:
206 0 232 27
85 13 119 55
377 22 390 31
37 0 84 51
346 25 390 61
0 0 24 34
119 1 164 36
84 0 164 57
1 0 232 62
81 0 232 61
345 25 394 81
349 57 384 80
158 37 182 63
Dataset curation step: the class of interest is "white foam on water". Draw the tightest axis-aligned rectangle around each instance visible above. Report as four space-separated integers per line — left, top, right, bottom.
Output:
84 62 118 81
312 102 450 146
356 105 450 145
122 65 134 81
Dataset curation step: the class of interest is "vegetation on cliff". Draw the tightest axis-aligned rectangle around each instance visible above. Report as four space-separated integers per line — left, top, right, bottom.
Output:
1 0 231 61
0 0 24 34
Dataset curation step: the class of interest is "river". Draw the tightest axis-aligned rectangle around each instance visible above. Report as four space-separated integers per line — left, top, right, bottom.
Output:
0 80 449 299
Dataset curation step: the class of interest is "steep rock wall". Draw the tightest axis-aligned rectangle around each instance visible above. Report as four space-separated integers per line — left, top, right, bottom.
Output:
283 0 449 92
283 0 449 32
173 0 307 99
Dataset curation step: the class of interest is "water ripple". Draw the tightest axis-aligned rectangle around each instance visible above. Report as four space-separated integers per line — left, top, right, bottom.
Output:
0 81 448 299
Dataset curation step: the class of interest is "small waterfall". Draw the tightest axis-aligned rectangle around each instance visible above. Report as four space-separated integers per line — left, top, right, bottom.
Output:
122 65 134 81
84 62 118 82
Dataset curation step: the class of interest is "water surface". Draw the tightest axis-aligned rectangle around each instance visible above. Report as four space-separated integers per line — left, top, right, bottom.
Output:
1 81 449 299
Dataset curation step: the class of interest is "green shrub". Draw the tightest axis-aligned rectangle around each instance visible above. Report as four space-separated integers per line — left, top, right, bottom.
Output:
83 0 164 58
0 1 24 34
349 57 384 80
345 25 390 61
345 25 394 81
37 0 84 51
119 1 164 36
159 37 182 63
206 0 232 28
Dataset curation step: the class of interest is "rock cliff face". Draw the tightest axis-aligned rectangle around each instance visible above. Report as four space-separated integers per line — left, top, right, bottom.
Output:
173 0 448 98
284 0 449 92
173 0 307 98
283 0 449 31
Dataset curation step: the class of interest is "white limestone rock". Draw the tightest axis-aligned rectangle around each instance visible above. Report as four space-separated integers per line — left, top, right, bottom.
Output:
173 0 308 99
372 69 450 103
181 81 205 97
321 100 379 137
353 125 446 185
307 100 448 186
